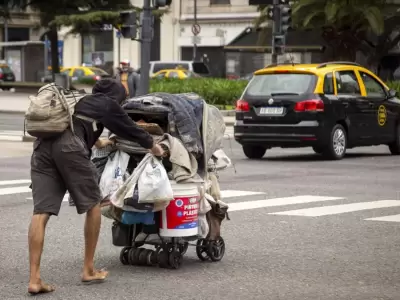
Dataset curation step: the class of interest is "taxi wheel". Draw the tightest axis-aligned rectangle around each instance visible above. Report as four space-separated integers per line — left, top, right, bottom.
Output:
388 124 400 155
322 124 347 160
243 145 266 159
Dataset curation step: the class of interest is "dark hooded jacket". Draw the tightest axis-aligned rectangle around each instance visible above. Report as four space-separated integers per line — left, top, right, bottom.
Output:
73 78 154 151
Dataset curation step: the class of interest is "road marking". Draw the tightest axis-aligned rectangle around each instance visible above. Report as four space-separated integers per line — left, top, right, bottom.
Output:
220 190 265 198
228 195 343 212
0 186 31 195
26 189 262 202
270 200 400 217
365 214 400 223
0 179 31 186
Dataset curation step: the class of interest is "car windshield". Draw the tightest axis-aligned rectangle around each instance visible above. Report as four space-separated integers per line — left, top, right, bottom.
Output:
153 63 190 73
245 73 315 96
0 66 13 74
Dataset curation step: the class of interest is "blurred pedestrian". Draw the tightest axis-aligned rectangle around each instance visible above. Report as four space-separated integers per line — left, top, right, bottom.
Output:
114 59 140 98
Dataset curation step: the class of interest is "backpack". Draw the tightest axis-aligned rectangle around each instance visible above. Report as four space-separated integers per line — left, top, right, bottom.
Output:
25 83 97 139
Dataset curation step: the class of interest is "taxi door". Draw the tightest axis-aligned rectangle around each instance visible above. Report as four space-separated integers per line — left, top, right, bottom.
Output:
334 69 371 143
356 70 395 142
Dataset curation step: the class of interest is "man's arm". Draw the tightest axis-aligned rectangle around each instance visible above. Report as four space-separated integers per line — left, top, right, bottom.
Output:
99 99 154 149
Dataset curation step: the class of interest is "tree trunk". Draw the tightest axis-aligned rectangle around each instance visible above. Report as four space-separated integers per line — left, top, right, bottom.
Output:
48 24 60 80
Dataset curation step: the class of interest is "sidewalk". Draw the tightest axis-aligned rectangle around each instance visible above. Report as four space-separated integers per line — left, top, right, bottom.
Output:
0 92 235 123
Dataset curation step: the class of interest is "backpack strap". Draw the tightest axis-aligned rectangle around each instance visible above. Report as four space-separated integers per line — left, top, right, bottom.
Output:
74 114 98 132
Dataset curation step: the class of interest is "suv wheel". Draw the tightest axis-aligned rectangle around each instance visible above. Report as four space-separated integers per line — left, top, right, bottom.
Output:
322 124 347 160
389 123 400 155
243 145 266 159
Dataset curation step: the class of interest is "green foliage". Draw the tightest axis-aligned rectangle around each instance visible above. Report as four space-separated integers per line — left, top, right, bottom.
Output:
51 7 168 35
74 77 248 106
150 78 248 106
386 81 400 93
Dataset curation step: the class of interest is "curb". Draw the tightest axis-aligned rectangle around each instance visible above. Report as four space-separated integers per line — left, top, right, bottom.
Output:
0 110 236 116
22 136 36 142
220 110 235 116
0 110 25 115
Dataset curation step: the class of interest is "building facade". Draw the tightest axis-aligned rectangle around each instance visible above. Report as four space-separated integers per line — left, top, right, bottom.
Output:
61 0 261 76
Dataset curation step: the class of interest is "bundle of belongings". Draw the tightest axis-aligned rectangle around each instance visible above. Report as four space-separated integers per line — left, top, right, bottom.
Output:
99 92 231 240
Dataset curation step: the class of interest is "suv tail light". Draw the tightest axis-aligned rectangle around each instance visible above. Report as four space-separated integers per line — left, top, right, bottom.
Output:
294 99 324 112
236 99 250 112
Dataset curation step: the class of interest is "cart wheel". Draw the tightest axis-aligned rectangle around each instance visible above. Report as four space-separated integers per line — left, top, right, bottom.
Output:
196 239 210 261
168 250 183 269
138 249 151 266
207 236 225 262
149 250 158 266
130 248 144 265
119 247 131 265
178 242 189 255
158 251 169 268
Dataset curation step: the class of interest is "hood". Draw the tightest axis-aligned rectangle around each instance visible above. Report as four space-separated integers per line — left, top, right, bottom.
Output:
92 78 127 105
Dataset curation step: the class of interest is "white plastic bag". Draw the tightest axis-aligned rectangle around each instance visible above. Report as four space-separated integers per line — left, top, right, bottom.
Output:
137 155 174 203
99 150 130 199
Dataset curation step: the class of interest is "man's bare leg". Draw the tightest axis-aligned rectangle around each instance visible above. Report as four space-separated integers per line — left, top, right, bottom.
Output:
81 203 108 282
28 214 55 294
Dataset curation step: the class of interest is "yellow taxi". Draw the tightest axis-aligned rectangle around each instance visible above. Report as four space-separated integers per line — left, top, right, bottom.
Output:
152 69 200 79
60 65 110 81
235 61 400 160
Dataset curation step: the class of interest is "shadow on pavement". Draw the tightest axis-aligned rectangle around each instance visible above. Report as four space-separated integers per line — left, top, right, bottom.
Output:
262 152 391 162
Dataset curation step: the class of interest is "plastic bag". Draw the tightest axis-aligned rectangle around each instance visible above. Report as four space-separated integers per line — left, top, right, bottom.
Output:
137 155 174 203
99 150 130 199
111 153 174 210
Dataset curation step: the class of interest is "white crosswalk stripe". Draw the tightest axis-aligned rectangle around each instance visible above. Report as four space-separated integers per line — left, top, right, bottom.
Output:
2 179 400 223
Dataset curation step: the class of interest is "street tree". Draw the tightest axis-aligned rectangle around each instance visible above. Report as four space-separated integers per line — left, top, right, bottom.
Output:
253 0 400 67
0 0 133 73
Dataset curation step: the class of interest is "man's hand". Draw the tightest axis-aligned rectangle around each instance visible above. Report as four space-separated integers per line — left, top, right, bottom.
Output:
149 144 165 157
95 138 114 149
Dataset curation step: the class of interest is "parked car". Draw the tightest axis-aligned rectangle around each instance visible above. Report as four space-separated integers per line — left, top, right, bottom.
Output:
144 61 211 78
42 65 111 83
234 61 400 160
152 69 201 79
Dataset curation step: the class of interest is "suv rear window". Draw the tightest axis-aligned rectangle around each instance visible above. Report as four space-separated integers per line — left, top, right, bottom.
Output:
245 73 315 96
192 62 209 75
153 63 189 73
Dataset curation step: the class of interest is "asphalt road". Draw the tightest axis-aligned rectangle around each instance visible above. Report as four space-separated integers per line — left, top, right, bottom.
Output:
1 140 400 299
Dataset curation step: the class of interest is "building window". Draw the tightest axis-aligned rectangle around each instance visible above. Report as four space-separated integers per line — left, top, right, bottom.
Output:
210 0 230 5
81 29 114 74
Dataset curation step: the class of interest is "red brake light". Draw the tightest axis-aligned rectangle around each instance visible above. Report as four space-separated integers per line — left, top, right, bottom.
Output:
93 75 101 80
273 70 290 73
294 100 324 112
236 99 250 112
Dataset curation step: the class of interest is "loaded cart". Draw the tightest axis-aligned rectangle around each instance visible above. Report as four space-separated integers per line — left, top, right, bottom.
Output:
100 92 231 269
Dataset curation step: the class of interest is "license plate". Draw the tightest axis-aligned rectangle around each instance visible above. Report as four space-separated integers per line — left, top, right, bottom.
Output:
260 107 284 115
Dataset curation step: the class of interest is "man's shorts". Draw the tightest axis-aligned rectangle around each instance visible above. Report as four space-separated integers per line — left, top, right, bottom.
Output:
30 130 102 216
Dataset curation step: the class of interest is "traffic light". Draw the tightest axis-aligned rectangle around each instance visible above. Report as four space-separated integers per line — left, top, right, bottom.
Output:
119 11 137 39
152 0 172 7
273 34 286 55
279 4 292 34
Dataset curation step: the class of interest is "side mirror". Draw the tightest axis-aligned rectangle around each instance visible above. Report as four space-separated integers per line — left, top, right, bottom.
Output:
388 89 397 98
